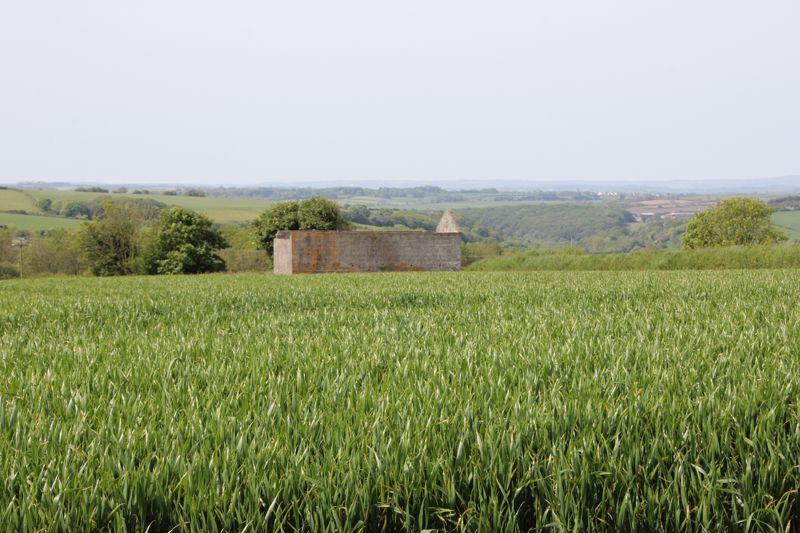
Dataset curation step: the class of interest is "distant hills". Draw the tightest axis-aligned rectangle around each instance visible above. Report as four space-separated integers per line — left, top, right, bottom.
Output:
420 175 800 195
8 175 800 196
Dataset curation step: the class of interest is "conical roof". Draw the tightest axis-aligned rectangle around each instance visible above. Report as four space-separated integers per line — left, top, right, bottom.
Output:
436 210 461 233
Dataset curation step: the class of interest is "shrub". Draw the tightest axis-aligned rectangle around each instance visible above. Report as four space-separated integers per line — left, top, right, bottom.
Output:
217 249 271 272
145 208 227 274
467 244 800 271
0 263 19 279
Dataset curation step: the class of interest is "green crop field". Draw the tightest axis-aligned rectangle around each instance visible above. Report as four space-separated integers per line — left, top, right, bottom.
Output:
1 271 799 530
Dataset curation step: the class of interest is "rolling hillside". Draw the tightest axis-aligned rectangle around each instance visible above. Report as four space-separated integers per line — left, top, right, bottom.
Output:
0 188 41 213
0 188 275 229
773 211 800 241
26 189 273 223
0 212 83 231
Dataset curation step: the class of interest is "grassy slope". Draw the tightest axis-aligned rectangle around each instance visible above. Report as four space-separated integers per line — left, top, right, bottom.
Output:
0 189 41 213
0 189 81 230
1 271 799 530
773 211 800 241
0 212 83 231
467 243 800 271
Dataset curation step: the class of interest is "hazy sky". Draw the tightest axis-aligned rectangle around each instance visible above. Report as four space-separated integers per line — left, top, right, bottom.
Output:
1 1 798 185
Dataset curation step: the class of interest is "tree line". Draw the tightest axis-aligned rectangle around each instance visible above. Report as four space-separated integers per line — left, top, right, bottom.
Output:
0 203 233 278
0 197 346 279
36 196 168 220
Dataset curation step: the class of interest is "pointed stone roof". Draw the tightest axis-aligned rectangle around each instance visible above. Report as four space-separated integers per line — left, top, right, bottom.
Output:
436 209 461 233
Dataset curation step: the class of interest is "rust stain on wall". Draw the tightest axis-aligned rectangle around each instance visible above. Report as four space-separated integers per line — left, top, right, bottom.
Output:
275 230 461 274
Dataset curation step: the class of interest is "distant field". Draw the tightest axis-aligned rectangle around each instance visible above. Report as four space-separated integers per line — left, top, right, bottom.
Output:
773 211 800 241
1 271 799 529
340 195 562 209
25 189 274 223
0 188 84 230
0 212 83 231
0 188 41 213
3 188 579 229
15 188 573 217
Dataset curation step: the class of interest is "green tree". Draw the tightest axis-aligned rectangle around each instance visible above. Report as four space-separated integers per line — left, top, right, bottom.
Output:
682 197 788 249
146 207 228 274
104 197 167 221
252 201 299 255
59 200 100 219
79 202 143 276
36 198 53 212
252 197 349 256
298 196 348 230
343 204 371 225
26 229 85 275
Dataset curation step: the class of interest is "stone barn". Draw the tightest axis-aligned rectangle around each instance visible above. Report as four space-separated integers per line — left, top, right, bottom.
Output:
273 210 461 274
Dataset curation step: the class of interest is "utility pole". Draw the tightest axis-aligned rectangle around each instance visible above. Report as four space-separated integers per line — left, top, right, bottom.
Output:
11 235 29 278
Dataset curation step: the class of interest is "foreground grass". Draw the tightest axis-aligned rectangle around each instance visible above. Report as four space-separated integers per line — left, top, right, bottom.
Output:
1 271 799 531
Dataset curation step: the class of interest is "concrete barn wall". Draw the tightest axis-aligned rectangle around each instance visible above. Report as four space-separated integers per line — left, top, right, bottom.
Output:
274 231 461 274
273 232 294 275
